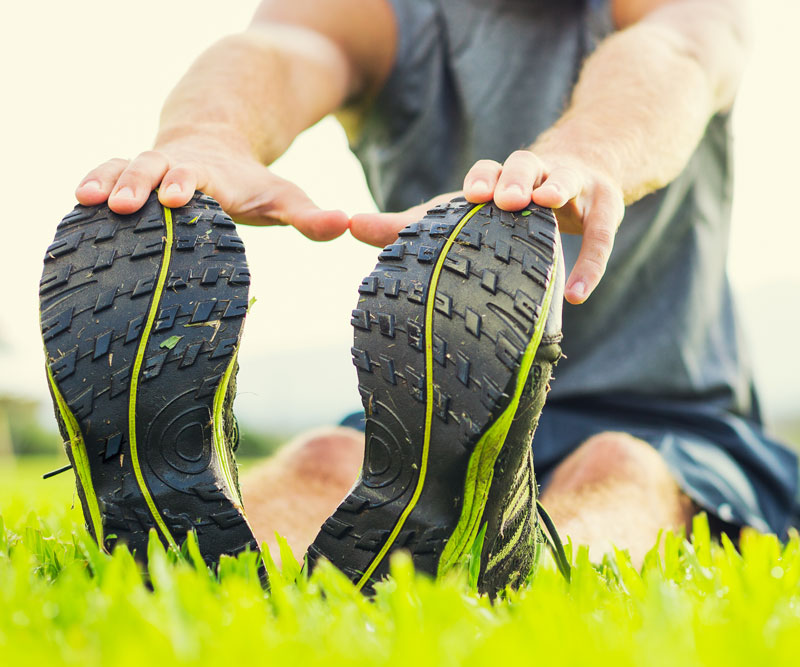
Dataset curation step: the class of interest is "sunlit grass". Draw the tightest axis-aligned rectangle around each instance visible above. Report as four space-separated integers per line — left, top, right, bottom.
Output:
1 458 799 665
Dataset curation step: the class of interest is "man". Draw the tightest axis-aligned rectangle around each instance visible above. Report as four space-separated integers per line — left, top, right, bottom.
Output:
51 0 794 585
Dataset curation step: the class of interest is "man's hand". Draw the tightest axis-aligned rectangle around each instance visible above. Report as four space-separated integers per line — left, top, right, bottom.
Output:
75 137 349 242
349 192 460 248
463 150 624 305
352 0 747 305
348 149 624 306
74 0 398 243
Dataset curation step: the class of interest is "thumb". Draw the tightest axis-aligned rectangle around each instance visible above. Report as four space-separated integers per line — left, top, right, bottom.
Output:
235 176 349 242
349 208 426 247
350 193 459 247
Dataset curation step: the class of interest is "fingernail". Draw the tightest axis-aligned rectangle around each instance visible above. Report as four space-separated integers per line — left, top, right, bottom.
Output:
115 186 134 199
81 180 101 191
165 183 181 195
472 179 489 194
570 281 587 300
505 184 524 197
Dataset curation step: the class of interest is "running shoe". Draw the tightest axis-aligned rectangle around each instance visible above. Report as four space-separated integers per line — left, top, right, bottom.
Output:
307 196 564 594
39 191 259 567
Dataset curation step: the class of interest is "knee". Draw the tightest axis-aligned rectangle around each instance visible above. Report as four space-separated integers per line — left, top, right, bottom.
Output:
552 431 671 490
281 426 364 482
582 431 663 472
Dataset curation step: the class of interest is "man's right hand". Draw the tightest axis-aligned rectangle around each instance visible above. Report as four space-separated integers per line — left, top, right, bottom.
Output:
74 0 397 243
75 137 350 242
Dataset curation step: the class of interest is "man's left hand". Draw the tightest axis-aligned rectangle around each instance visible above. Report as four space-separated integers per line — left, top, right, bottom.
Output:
349 149 624 305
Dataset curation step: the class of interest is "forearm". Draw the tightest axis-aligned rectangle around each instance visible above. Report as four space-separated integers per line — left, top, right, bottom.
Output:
533 2 749 204
155 24 351 163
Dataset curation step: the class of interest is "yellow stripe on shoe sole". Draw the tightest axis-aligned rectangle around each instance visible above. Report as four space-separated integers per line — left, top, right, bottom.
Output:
128 205 179 551
355 203 487 590
438 241 559 576
45 363 105 545
213 349 243 507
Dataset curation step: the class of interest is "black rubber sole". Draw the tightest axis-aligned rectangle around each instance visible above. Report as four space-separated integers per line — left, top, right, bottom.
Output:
39 191 258 566
307 197 560 593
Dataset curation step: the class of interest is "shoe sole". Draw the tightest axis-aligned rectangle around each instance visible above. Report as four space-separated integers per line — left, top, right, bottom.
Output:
307 198 559 591
39 191 258 564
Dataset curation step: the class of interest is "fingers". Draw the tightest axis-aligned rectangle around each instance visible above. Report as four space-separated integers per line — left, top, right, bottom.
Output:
289 208 350 242
74 150 350 241
565 186 624 304
106 150 170 214
494 150 545 210
349 210 422 247
276 181 350 242
349 194 454 247
76 151 186 214
158 162 207 209
533 166 582 209
233 177 349 241
464 151 582 211
75 158 129 206
463 150 626 303
463 160 502 203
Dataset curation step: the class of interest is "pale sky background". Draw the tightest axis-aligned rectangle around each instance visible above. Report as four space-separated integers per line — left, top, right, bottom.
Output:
0 1 798 434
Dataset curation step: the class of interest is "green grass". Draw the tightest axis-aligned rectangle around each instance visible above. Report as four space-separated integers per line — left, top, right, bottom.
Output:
2 458 800 666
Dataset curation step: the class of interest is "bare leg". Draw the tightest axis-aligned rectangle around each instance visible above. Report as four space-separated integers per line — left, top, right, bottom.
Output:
241 427 694 569
240 427 364 564
539 431 695 567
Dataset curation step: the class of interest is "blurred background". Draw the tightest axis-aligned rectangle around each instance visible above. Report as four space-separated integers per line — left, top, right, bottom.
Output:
0 0 797 465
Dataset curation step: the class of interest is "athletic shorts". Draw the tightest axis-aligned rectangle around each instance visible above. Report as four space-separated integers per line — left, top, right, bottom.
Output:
340 393 799 538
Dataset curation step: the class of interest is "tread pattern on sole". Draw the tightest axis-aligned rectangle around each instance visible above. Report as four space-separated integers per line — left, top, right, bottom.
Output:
40 191 258 564
308 197 560 592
